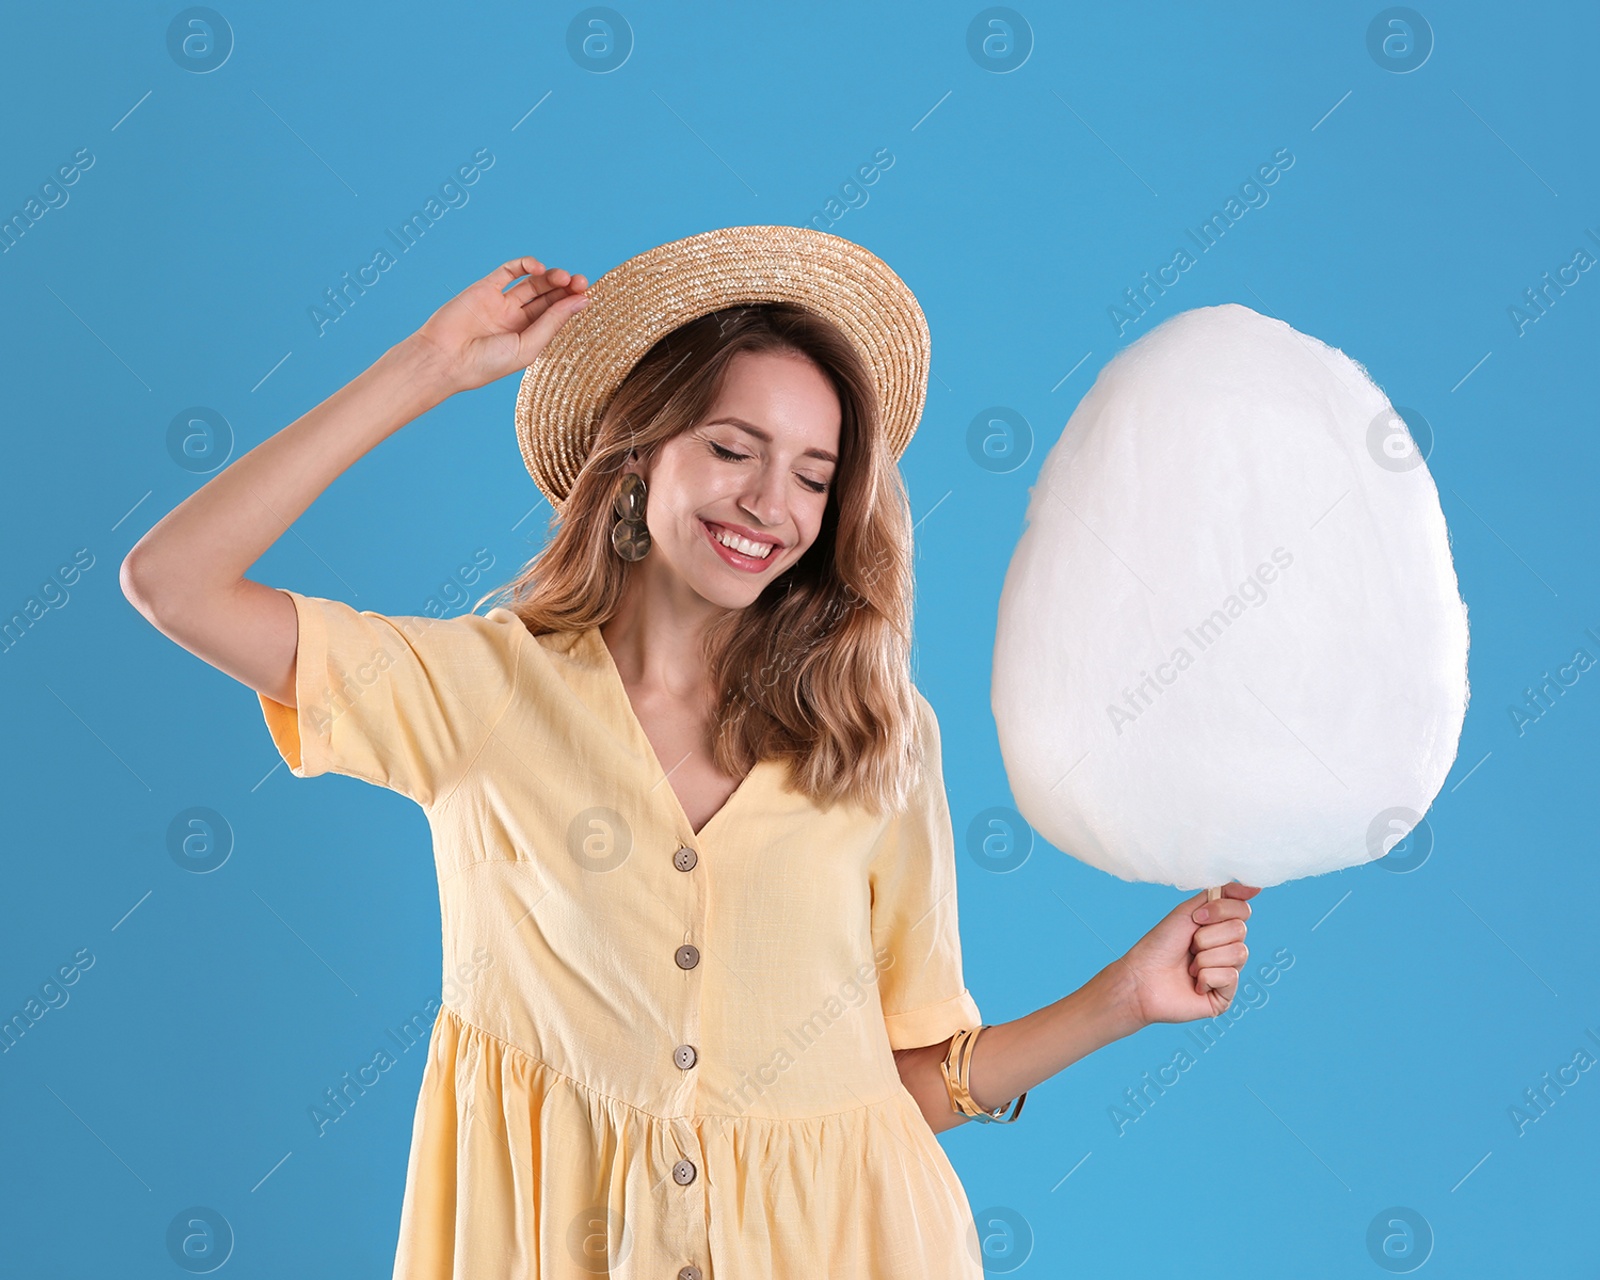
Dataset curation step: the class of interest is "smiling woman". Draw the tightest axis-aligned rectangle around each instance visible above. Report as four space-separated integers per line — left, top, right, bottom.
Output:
120 227 1256 1279
484 300 926 817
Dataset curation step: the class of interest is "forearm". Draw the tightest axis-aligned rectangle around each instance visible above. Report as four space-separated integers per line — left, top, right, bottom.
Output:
122 335 454 619
899 963 1144 1135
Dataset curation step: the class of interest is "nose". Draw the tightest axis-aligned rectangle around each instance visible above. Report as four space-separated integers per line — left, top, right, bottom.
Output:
737 460 787 532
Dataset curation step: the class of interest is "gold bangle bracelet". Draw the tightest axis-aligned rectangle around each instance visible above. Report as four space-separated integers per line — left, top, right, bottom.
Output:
940 1024 1027 1125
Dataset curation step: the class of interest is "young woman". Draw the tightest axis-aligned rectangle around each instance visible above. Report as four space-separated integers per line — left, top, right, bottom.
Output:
122 227 1258 1279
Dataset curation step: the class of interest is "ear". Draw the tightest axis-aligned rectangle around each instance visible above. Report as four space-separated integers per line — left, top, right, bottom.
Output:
621 446 653 483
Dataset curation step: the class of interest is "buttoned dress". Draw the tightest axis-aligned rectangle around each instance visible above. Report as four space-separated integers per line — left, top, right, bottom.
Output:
258 589 990 1279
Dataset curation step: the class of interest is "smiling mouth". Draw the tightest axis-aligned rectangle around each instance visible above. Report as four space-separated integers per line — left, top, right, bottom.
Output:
702 519 780 568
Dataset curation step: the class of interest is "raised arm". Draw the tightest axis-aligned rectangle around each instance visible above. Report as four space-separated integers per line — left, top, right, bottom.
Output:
120 257 589 705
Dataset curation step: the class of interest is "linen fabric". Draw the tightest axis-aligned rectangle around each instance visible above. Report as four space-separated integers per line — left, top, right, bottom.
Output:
258 589 988 1278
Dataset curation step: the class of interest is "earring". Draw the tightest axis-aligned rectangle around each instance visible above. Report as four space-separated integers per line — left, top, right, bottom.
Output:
611 471 651 561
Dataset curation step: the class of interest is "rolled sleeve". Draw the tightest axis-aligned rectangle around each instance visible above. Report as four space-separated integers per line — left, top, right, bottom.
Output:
258 588 522 809
870 690 984 1052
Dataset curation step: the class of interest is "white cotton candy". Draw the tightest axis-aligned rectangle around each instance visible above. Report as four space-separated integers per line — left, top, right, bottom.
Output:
991 304 1470 891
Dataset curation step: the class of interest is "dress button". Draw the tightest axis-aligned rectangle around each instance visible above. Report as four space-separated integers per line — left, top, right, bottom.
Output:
673 845 698 871
673 1043 697 1069
678 1266 702 1280
672 1158 697 1185
674 944 700 970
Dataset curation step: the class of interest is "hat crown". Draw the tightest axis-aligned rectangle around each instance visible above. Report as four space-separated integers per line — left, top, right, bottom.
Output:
515 224 930 513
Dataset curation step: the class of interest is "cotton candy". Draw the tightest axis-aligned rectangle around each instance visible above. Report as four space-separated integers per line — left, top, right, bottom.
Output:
991 303 1469 890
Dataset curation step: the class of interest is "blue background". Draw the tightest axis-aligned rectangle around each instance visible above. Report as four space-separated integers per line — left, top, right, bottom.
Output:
3 2 1595 1276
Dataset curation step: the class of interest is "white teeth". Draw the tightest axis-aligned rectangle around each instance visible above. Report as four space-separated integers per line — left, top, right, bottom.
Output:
711 525 775 559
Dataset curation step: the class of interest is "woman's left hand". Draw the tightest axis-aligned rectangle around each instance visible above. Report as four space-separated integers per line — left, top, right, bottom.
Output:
1108 883 1262 1026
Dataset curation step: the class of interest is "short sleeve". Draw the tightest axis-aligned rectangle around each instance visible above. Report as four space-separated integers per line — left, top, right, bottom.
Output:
869 689 984 1052
257 588 524 809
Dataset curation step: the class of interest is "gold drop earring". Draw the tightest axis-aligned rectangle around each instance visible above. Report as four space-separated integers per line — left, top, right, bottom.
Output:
611 471 651 561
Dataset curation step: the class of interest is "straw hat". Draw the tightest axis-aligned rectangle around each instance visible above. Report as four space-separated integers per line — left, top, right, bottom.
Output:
513 224 931 514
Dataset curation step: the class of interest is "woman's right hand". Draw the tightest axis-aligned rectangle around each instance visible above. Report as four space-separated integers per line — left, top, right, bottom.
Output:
122 254 590 710
410 255 590 396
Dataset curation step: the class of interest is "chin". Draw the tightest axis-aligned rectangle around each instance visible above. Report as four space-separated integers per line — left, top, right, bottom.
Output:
691 577 764 611
675 532 788 609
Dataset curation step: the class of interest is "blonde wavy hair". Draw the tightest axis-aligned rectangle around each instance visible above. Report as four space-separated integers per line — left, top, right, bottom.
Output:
475 302 924 817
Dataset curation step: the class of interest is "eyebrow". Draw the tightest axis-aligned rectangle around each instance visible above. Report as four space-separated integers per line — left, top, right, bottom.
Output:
707 417 838 464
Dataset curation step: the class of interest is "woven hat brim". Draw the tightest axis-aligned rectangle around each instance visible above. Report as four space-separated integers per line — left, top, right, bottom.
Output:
514 224 930 513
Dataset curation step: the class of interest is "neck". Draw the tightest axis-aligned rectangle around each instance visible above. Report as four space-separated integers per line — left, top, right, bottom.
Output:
599 566 731 699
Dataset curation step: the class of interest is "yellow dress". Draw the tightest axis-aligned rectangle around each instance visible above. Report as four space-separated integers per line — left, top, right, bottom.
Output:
258 589 990 1279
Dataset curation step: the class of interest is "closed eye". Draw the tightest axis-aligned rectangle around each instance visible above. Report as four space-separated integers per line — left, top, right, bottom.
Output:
709 441 829 493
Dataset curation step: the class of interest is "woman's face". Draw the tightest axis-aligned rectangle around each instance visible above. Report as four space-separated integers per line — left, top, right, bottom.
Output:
627 348 841 612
